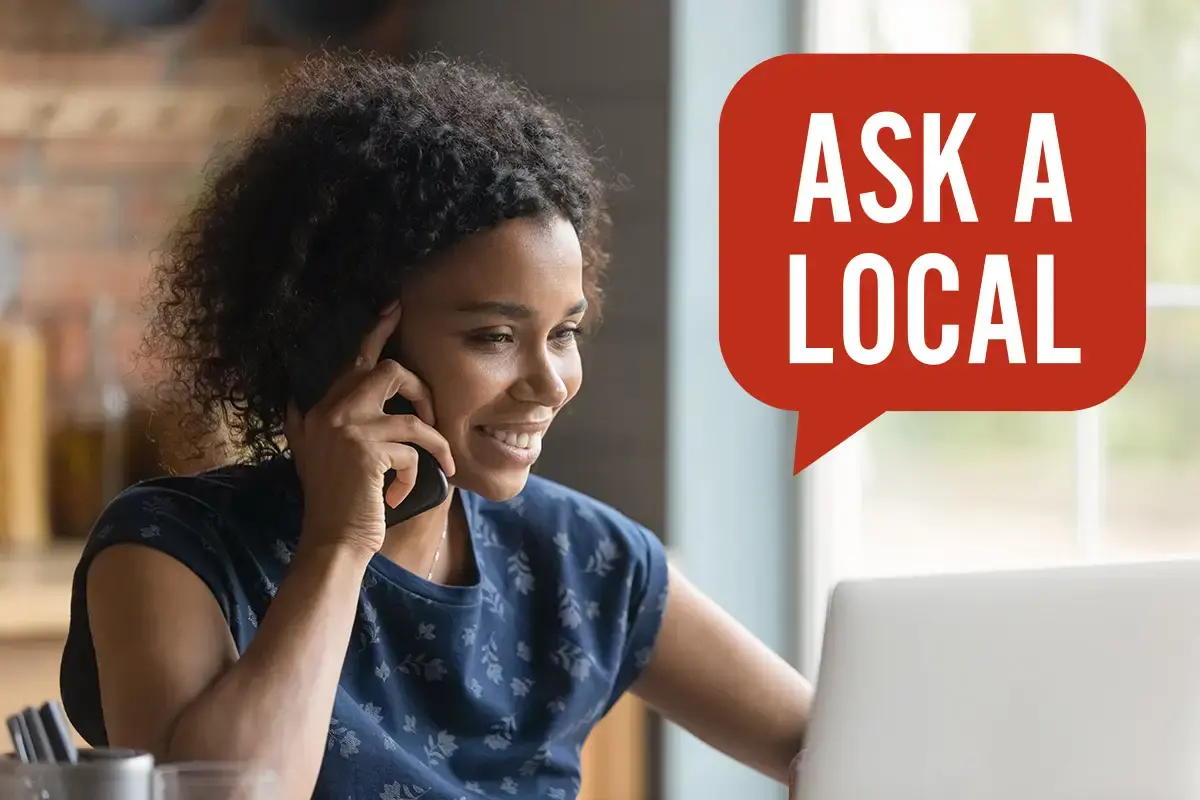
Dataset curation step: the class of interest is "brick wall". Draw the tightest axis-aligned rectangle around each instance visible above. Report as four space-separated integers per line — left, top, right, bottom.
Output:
0 0 294 395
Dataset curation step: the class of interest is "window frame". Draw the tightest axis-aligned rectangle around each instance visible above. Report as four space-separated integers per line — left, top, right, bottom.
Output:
795 0 1192 678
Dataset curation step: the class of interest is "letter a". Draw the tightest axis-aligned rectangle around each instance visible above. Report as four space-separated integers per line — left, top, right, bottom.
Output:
796 113 851 223
1015 113 1072 223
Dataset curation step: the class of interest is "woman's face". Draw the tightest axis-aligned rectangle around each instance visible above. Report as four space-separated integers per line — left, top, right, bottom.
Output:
392 214 586 501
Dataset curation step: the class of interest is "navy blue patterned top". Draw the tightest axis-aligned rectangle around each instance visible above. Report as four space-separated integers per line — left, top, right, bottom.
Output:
60 456 669 800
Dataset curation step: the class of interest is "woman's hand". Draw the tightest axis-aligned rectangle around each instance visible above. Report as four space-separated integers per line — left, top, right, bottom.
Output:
282 301 456 557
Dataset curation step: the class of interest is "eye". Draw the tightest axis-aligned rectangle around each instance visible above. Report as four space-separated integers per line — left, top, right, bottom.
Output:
468 330 515 348
551 325 581 345
481 332 513 344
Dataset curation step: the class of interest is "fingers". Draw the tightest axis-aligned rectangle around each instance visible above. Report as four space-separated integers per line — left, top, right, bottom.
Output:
378 443 420 508
286 299 450 488
357 414 456 478
351 359 436 427
355 301 403 372
310 301 406 413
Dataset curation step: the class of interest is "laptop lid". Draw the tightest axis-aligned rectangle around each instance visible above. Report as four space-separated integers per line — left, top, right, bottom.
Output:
794 558 1200 800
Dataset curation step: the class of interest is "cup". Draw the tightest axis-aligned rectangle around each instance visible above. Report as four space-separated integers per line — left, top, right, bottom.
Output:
152 763 277 800
0 747 155 800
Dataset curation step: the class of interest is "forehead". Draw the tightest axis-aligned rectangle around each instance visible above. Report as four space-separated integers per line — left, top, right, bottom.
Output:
406 215 584 308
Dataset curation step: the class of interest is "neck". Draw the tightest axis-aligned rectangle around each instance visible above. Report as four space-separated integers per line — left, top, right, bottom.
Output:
377 492 455 576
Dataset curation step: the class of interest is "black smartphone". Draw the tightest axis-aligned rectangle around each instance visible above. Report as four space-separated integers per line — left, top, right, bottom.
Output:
288 299 450 525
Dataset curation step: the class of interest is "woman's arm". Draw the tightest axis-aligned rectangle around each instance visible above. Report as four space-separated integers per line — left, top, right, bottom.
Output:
88 539 371 800
631 564 813 785
86 303 455 799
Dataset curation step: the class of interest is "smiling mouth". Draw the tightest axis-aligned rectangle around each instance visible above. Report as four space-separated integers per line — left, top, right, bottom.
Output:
479 426 546 450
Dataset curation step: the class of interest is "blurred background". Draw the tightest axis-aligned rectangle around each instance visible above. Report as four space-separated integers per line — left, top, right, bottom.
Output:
0 0 1188 799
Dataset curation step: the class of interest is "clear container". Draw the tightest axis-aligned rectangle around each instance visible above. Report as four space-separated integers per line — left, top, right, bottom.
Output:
153 763 277 800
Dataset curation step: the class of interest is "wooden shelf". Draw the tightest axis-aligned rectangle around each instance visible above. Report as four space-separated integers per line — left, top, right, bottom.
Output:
581 693 649 800
0 543 78 638
0 86 262 139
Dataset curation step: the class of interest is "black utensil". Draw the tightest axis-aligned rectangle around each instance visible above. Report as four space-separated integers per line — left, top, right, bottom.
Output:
19 707 53 763
38 702 77 765
5 714 28 763
12 713 33 763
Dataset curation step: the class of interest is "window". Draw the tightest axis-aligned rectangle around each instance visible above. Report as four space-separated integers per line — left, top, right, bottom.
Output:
798 0 1200 677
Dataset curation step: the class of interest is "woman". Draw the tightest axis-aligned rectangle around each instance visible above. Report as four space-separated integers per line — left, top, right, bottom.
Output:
59 52 812 799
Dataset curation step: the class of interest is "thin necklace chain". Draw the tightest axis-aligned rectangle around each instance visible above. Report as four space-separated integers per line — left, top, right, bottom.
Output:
426 516 449 581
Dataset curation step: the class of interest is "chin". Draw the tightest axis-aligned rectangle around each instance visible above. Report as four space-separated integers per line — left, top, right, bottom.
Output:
450 467 532 503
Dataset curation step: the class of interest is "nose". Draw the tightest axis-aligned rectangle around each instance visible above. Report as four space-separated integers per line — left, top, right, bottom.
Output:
511 347 570 409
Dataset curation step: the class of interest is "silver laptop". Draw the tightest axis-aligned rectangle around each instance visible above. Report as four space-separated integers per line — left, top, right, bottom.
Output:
793 558 1200 800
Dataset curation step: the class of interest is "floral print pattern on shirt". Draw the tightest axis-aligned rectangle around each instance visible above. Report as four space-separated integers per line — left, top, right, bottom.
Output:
62 459 669 800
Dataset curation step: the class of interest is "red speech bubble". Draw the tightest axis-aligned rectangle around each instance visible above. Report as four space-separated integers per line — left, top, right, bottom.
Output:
719 54 1146 474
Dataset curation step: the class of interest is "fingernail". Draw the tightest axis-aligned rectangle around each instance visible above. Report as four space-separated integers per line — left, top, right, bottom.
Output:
380 299 400 316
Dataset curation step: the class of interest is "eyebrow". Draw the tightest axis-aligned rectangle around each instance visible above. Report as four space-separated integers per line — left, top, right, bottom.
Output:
456 298 588 319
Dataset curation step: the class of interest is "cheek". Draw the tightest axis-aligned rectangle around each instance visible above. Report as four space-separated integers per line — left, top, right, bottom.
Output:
422 357 500 431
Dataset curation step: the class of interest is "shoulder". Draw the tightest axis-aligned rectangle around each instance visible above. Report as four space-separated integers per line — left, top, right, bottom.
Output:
93 458 295 545
78 458 299 617
95 475 222 536
82 469 238 594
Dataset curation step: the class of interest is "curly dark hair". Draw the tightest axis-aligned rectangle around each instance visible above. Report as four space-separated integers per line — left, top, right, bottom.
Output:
143 51 612 466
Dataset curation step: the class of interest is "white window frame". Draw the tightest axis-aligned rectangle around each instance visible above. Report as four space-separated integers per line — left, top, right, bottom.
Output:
795 0 1199 678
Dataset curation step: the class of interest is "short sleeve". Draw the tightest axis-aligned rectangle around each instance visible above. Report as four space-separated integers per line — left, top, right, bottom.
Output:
60 481 240 745
79 483 238 620
608 519 670 704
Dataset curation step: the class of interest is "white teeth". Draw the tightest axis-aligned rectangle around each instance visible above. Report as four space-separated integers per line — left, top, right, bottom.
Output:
483 428 543 450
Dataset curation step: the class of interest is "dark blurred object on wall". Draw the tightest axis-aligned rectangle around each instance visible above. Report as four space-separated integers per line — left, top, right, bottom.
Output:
251 0 402 45
0 0 124 48
62 0 408 49
78 0 208 30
